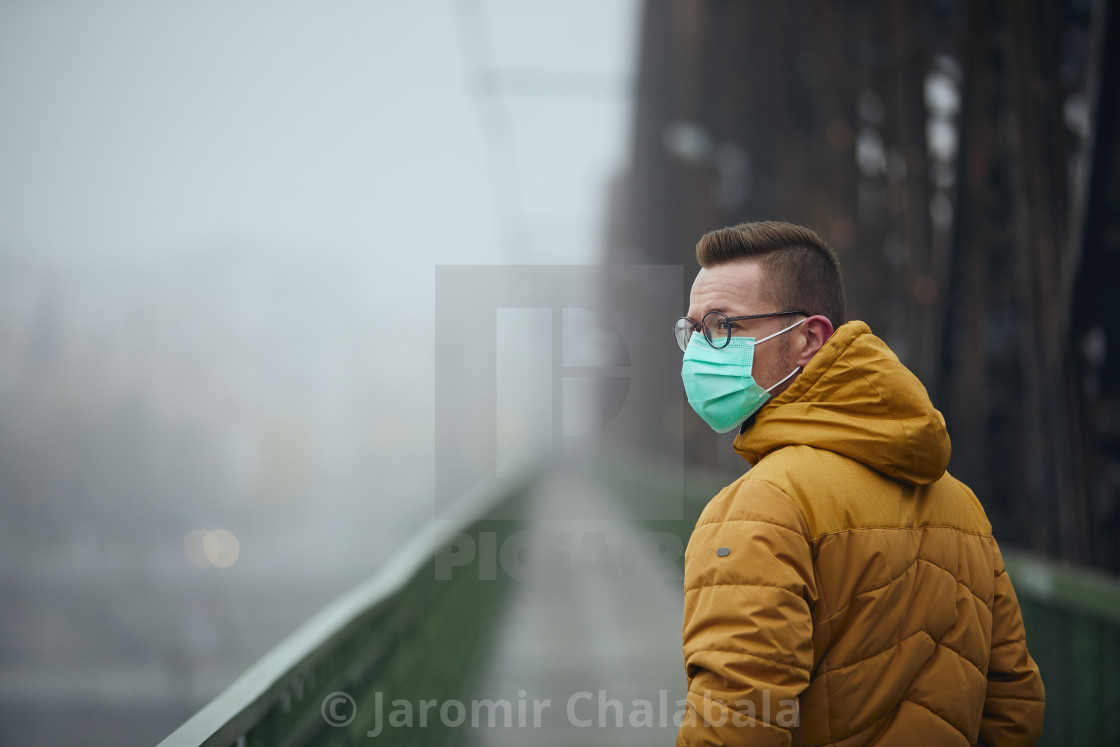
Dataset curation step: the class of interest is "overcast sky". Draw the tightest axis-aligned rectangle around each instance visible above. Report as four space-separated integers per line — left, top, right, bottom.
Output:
0 0 639 268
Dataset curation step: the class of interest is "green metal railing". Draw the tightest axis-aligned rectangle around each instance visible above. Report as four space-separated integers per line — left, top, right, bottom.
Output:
1003 549 1120 746
159 467 537 747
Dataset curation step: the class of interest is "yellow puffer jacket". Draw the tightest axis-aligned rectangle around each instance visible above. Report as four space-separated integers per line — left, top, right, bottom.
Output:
678 321 1045 746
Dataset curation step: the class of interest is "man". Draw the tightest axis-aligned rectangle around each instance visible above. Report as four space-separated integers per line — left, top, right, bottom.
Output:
674 221 1045 746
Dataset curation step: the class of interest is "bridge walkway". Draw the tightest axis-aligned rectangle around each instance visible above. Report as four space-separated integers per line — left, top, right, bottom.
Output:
471 470 687 746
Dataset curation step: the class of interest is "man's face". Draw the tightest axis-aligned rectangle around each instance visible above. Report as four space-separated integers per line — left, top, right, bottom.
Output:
686 259 798 394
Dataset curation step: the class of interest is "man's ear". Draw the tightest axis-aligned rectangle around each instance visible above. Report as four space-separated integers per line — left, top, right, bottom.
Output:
795 316 834 367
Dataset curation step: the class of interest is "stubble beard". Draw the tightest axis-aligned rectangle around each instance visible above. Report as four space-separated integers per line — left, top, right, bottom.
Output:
763 333 798 399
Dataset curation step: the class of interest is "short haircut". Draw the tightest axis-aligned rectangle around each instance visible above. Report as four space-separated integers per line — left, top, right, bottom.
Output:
695 220 846 329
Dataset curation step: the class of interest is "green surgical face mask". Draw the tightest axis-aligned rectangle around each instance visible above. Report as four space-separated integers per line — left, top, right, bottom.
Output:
680 317 806 433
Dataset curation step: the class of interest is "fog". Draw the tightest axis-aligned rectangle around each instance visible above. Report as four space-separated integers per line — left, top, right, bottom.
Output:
0 1 640 743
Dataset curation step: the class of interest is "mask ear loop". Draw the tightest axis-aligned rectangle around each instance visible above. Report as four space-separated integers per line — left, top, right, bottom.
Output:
764 365 801 393
756 316 808 393
754 315 809 345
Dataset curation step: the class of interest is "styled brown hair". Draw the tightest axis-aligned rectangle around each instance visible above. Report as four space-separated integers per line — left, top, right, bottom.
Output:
696 220 846 329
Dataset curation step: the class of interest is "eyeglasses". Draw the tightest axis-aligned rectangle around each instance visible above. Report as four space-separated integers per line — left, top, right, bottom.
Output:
674 310 809 352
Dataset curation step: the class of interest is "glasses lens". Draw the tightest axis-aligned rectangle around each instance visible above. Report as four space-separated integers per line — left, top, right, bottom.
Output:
673 318 695 352
702 311 731 349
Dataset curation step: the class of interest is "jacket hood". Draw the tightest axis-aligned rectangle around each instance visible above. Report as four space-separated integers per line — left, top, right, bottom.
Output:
733 320 951 485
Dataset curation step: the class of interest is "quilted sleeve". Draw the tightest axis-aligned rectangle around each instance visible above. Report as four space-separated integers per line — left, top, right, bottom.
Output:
979 544 1045 746
676 480 816 747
